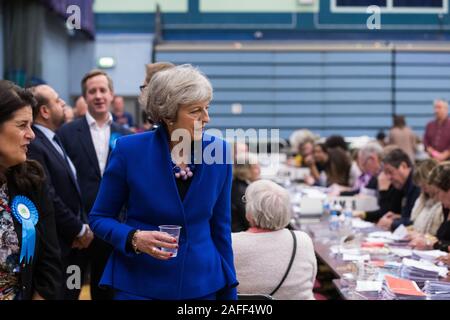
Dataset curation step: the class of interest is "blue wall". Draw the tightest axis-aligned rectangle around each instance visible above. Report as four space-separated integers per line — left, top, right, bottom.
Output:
156 49 444 139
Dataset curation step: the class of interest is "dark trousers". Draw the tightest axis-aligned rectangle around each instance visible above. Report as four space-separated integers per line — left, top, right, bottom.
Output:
88 236 114 300
61 249 89 300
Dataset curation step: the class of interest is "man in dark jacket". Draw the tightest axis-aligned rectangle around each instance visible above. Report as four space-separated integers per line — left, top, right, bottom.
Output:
28 85 93 299
376 148 421 231
57 70 130 300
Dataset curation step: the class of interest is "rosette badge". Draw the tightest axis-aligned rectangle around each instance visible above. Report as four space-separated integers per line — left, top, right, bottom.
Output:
11 196 39 264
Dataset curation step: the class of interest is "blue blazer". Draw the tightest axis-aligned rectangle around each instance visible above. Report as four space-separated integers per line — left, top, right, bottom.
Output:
89 126 238 299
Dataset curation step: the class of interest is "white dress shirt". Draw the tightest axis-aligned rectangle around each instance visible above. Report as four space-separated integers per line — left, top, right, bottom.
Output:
85 111 113 176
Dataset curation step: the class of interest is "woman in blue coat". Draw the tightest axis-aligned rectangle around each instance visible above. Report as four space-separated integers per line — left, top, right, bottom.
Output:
89 64 237 300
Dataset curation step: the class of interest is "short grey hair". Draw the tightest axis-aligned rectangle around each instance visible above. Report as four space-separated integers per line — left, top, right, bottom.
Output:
245 180 292 230
434 98 448 109
359 142 383 161
144 64 213 124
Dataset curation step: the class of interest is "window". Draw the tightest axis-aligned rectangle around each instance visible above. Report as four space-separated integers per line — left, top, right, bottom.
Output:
332 0 447 13
336 0 386 7
393 0 443 8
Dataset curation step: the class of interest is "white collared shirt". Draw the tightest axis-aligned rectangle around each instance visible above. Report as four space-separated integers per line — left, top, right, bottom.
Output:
33 124 78 179
85 111 113 176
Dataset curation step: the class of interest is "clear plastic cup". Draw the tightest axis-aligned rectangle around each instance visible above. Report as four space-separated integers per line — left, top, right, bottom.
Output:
158 225 182 257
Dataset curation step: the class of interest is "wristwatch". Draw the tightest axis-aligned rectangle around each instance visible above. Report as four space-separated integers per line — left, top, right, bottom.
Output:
131 229 141 254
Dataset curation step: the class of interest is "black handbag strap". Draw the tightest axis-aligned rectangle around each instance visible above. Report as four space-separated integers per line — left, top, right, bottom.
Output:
270 229 297 296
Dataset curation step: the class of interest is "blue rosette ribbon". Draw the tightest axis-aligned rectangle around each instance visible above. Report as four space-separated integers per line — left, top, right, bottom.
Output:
109 132 122 150
11 196 39 264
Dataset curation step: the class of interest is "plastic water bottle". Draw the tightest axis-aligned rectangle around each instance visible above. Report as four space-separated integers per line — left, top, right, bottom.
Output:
322 199 330 218
330 200 342 217
343 204 353 227
329 211 339 231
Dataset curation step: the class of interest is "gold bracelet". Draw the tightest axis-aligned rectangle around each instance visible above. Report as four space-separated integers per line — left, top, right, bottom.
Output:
132 230 141 254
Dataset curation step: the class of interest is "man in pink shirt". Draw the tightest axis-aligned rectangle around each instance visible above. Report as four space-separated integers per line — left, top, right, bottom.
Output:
424 99 450 161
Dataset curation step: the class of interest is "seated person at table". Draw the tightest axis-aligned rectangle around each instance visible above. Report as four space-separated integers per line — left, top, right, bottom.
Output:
408 159 443 237
376 148 421 231
354 146 405 223
306 145 358 189
232 180 317 300
231 153 260 233
340 143 383 196
410 162 450 252
288 129 317 167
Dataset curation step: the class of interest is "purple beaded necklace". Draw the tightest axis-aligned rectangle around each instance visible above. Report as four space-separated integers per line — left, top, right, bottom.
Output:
172 152 196 180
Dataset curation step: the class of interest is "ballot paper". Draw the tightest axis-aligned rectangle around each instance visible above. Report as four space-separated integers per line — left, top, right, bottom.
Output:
412 250 448 262
390 248 413 258
342 254 371 261
356 280 383 292
423 281 450 300
392 224 408 240
368 229 407 242
401 258 448 278
352 219 374 229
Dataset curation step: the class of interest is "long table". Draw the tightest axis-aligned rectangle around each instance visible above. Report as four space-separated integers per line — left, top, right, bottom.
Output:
304 221 450 300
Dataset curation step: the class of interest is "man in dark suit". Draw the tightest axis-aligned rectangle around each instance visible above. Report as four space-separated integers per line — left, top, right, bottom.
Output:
28 84 94 300
57 70 130 300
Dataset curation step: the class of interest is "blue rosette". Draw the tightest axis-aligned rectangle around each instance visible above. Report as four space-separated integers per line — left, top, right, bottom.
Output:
109 132 122 150
11 196 39 264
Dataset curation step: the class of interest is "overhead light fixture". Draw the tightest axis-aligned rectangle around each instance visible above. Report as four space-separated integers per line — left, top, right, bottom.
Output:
97 57 116 69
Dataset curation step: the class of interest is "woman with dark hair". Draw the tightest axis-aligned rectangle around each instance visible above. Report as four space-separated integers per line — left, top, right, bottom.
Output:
410 162 450 252
0 80 62 300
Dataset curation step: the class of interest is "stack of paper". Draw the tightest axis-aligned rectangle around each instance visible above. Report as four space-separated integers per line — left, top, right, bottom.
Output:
423 281 450 300
399 258 448 284
352 219 374 229
381 275 426 300
412 250 448 262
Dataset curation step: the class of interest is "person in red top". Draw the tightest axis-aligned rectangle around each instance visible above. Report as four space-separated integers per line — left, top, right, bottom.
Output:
424 99 450 161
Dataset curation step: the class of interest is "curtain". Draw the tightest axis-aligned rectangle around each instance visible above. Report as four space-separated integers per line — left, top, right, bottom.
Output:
3 0 44 86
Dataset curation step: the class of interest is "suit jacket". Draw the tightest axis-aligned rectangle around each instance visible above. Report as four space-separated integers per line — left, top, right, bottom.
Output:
57 116 130 214
89 127 238 299
391 171 421 231
7 173 62 300
28 126 85 256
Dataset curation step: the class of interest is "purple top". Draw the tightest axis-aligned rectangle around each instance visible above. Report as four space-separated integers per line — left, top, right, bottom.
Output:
423 117 450 153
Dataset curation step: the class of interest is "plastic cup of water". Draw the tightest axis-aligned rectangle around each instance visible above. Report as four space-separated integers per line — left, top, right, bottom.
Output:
158 225 182 257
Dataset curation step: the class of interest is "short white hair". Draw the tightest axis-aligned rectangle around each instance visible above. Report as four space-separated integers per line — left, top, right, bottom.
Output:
434 99 448 109
359 142 383 161
144 64 213 124
245 180 292 230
